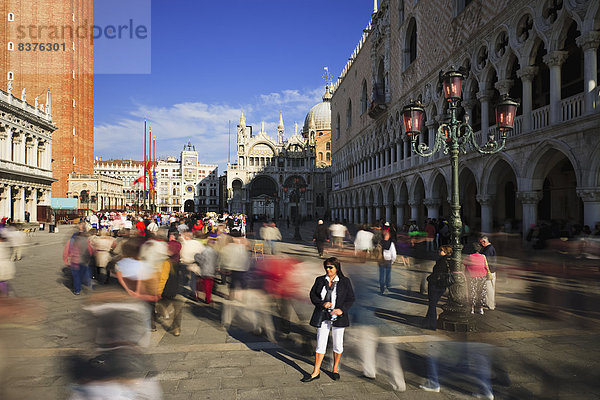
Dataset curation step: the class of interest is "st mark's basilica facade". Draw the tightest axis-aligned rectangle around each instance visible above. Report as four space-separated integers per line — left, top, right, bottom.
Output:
226 87 332 221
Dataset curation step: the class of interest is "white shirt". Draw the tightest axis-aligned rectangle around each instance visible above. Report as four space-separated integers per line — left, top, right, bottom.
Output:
320 275 340 309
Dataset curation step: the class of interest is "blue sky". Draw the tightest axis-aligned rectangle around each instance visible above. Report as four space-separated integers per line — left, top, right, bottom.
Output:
94 0 375 170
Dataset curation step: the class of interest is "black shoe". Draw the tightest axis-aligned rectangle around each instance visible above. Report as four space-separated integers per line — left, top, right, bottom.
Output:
332 372 340 380
301 374 320 382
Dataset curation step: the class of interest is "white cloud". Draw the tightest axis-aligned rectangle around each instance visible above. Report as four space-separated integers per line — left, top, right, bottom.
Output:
94 86 325 171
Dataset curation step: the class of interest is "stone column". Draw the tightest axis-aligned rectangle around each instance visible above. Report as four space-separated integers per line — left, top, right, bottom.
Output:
367 206 373 225
577 188 600 229
354 207 359 225
13 186 24 221
395 201 405 227
29 188 38 222
409 200 420 222
396 140 402 162
25 138 34 166
476 194 495 233
374 203 381 221
403 137 409 160
576 32 600 114
517 191 543 241
424 198 441 219
384 202 392 224
12 132 22 163
477 90 494 144
360 205 366 225
517 66 538 132
0 130 8 160
543 51 569 124
0 185 9 219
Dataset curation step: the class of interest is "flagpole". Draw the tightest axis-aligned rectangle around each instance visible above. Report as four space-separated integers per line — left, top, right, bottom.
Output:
148 125 152 212
144 116 147 211
153 135 156 212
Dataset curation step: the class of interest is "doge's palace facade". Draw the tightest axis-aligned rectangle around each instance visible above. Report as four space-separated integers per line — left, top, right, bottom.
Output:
330 0 600 238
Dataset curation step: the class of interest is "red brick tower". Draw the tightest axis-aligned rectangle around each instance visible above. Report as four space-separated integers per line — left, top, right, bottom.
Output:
0 0 94 198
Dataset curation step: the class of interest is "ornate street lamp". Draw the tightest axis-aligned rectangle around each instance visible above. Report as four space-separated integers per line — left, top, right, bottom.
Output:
402 68 519 331
283 177 307 241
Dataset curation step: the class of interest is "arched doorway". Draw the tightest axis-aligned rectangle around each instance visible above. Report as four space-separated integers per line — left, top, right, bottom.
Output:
250 176 279 220
184 199 195 213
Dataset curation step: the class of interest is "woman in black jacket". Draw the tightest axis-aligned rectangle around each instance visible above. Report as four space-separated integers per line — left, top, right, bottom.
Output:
302 257 355 382
423 245 452 330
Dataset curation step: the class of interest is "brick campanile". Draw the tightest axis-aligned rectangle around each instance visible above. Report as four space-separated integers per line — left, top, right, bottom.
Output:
0 0 94 198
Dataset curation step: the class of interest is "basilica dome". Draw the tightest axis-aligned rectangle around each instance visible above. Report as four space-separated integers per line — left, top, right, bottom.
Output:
302 87 332 136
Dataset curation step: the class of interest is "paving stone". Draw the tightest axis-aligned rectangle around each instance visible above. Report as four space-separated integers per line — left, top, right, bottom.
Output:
177 377 221 391
189 389 237 400
237 388 280 400
221 376 264 389
148 370 190 381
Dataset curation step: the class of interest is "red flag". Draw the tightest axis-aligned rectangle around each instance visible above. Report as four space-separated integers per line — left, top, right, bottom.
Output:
132 176 144 186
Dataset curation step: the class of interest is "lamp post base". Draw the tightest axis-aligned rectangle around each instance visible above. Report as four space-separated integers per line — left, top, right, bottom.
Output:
293 224 302 241
437 301 475 332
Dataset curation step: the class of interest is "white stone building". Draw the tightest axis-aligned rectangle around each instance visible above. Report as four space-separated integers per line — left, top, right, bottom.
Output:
0 86 55 222
155 143 218 213
226 88 332 221
94 159 145 208
66 173 125 211
330 0 600 238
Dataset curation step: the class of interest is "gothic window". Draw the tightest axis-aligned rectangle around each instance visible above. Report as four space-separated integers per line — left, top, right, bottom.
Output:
326 142 330 150
454 0 473 16
398 1 404 26
326 152 331 161
404 18 417 69
360 80 368 113
8 13 14 21
7 71 14 80
319 152 323 161
336 114 341 139
7 42 14 51
346 100 352 128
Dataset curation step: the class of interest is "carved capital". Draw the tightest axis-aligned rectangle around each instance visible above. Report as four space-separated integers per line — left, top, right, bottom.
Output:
516 191 543 204
394 200 406 207
517 66 538 82
494 79 514 96
408 200 420 208
543 51 569 68
577 188 600 202
576 31 600 52
476 194 495 206
476 89 495 102
423 198 441 208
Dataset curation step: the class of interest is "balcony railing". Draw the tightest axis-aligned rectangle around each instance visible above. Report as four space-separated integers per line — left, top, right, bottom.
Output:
532 105 549 130
561 92 584 122
0 159 52 178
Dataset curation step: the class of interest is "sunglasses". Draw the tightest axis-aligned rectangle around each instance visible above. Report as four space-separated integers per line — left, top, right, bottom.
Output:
325 266 336 270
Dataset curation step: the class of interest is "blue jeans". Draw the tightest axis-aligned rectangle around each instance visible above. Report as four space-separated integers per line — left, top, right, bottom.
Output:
425 342 493 396
379 261 392 293
71 264 91 293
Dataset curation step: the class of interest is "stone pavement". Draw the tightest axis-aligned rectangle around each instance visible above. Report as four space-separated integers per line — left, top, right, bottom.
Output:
1 223 599 399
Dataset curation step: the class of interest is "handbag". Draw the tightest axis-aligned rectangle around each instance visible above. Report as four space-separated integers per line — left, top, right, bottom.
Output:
438 272 456 288
315 308 330 326
484 257 493 281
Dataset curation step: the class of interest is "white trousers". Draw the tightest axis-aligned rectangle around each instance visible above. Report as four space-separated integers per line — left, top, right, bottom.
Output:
485 272 496 310
316 320 345 354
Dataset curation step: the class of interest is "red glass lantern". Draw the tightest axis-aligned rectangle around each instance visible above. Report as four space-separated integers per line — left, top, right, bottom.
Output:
401 101 425 137
495 96 520 137
441 70 465 101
